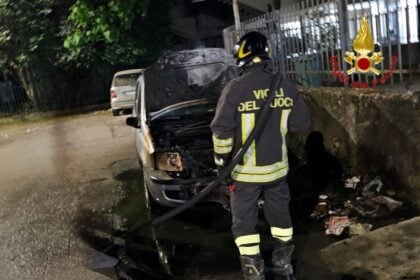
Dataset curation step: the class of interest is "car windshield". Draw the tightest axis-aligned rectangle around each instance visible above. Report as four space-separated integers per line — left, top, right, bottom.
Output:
114 73 139 87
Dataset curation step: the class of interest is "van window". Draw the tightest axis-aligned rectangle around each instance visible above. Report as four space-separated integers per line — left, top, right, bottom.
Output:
114 73 140 87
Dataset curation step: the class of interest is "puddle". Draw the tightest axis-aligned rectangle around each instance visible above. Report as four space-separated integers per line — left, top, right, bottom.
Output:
75 164 419 280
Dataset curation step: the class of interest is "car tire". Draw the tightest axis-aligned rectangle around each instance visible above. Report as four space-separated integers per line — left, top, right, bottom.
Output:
112 109 120 116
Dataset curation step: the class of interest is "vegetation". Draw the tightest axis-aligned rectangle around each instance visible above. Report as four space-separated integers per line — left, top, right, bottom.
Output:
62 0 170 67
0 0 171 111
0 0 68 109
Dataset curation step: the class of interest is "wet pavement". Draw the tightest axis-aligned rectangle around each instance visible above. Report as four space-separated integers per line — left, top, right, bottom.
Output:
0 111 136 279
85 162 418 280
0 110 418 280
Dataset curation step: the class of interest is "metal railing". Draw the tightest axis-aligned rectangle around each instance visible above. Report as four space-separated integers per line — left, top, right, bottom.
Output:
0 82 28 116
223 0 420 86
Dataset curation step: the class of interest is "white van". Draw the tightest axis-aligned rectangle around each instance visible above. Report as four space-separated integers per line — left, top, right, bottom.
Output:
110 69 144 116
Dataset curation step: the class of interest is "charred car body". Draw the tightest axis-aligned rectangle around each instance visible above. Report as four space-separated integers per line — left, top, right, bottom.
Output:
127 48 237 207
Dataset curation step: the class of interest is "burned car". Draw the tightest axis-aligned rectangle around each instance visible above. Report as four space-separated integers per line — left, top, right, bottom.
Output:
126 48 237 208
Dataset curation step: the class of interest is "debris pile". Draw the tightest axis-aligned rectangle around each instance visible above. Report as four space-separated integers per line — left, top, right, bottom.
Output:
310 177 403 237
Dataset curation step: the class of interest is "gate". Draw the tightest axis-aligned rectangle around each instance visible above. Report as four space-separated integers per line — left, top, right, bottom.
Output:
223 0 420 87
0 82 28 116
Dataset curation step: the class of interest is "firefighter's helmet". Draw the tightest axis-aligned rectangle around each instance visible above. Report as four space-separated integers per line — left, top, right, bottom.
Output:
234 31 270 67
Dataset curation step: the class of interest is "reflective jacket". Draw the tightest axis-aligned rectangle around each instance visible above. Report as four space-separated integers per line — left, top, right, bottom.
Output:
210 61 309 184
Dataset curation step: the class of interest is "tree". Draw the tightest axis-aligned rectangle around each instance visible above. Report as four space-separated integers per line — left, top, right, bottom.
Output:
62 0 171 67
0 0 62 108
0 0 171 111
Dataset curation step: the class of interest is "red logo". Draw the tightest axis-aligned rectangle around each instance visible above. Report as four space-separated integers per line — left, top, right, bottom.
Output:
329 16 398 88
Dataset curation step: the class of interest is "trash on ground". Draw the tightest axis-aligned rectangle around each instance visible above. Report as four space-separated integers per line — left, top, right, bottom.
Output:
310 194 329 219
325 216 351 236
350 195 403 217
371 195 403 212
352 198 381 217
362 177 383 197
344 176 360 189
348 222 372 236
309 174 405 236
385 189 397 197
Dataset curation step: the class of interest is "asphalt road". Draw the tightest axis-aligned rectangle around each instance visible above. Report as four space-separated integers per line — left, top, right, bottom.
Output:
0 111 138 279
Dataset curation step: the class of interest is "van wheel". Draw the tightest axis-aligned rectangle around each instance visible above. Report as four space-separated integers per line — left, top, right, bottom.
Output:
112 109 120 116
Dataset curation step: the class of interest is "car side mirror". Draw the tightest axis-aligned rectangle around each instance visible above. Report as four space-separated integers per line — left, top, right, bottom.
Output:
126 117 140 128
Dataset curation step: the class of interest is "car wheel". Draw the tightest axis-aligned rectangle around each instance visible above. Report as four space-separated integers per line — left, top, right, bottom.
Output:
112 109 120 116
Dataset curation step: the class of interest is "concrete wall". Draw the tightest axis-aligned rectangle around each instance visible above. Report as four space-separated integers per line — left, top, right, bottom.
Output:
295 87 420 206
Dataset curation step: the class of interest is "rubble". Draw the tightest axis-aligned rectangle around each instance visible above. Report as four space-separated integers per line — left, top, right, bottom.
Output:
344 176 360 189
310 194 329 219
350 195 403 217
371 195 403 212
361 177 383 197
348 222 372 236
325 217 372 237
325 216 351 236
310 175 405 237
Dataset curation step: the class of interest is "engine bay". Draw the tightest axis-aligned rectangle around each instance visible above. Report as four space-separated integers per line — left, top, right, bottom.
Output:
151 116 216 179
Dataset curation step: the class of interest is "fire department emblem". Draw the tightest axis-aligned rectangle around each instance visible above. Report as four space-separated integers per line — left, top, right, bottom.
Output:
344 17 383 75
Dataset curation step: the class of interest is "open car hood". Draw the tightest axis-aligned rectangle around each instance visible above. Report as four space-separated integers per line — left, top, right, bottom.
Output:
144 48 237 112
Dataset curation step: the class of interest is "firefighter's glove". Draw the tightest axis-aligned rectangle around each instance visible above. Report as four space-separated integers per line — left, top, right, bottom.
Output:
214 155 226 169
215 155 228 176
214 155 231 187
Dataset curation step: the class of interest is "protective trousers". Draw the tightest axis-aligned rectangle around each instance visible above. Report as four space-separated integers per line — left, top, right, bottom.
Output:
231 180 294 280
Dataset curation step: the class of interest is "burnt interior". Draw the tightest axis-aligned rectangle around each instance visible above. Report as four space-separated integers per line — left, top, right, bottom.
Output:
151 115 216 179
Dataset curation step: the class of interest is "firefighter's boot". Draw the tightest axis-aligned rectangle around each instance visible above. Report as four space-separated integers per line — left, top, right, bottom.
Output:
239 254 265 280
272 240 295 280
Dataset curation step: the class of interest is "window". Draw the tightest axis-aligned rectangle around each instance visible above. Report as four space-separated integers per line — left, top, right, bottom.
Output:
114 73 141 87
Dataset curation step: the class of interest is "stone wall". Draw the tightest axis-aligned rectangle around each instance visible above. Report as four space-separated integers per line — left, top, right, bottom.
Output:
294 87 419 206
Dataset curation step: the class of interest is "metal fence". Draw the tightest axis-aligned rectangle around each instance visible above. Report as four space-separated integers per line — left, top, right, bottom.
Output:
0 82 28 116
223 0 420 87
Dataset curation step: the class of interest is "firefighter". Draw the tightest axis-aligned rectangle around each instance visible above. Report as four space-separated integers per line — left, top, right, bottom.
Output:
210 31 309 280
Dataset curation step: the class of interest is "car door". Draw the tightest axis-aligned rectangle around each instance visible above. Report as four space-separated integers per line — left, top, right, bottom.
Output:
133 74 154 168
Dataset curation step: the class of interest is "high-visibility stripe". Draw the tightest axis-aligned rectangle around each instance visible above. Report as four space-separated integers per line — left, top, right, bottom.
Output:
233 160 288 175
280 109 291 163
235 234 261 256
231 167 288 183
271 227 293 238
271 227 293 242
235 234 260 246
213 135 233 155
212 135 233 147
214 145 233 154
238 245 260 256
273 235 292 242
241 113 256 166
272 226 293 241
280 109 290 132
